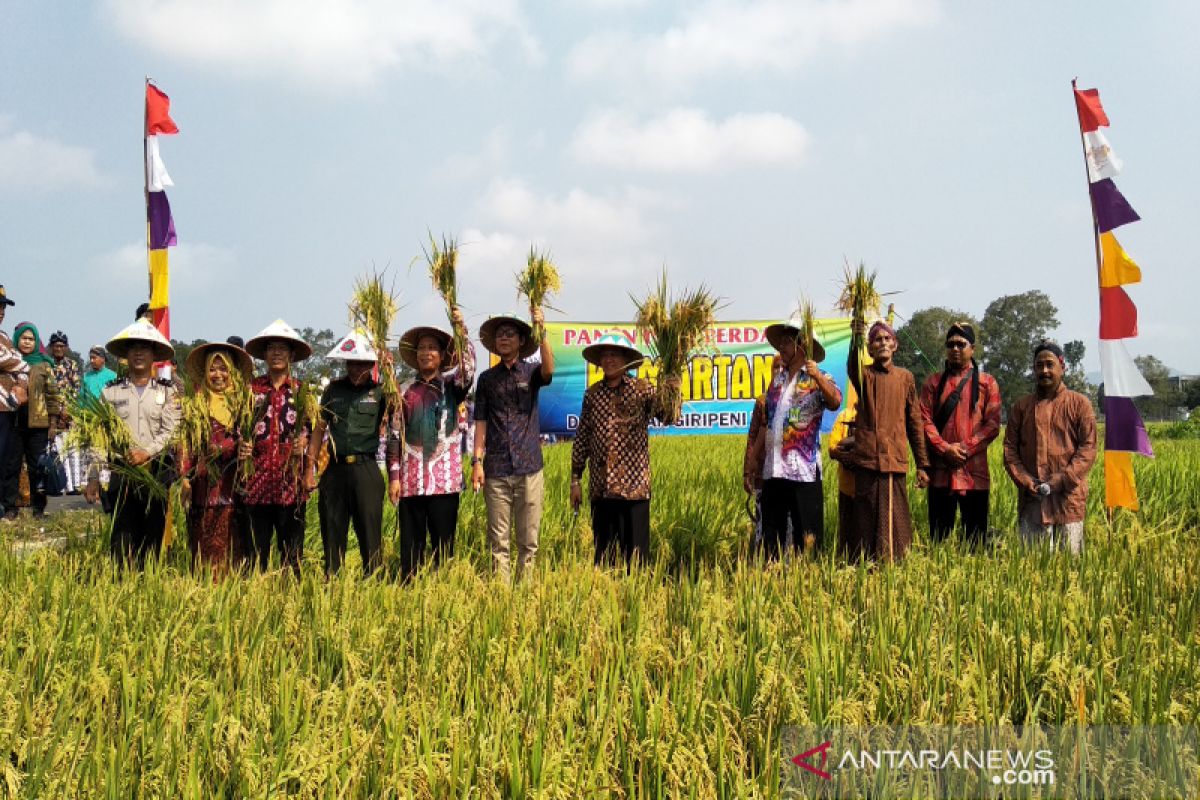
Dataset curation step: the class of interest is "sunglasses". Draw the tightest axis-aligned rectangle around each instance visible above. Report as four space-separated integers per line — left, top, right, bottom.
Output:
945 340 971 350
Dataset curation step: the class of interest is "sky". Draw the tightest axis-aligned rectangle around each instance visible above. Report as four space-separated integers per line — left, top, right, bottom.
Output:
1 0 1197 374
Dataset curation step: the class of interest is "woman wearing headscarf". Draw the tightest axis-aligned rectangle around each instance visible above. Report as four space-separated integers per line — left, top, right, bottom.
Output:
1 322 62 520
179 342 253 576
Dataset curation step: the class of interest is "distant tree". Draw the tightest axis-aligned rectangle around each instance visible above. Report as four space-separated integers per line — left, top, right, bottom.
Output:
1132 355 1184 421
980 291 1059 410
1185 378 1200 412
1062 339 1095 401
169 338 207 382
291 328 339 383
894 306 980 390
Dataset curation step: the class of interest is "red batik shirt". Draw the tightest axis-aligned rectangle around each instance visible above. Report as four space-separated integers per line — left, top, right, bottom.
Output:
919 366 1001 493
242 375 311 506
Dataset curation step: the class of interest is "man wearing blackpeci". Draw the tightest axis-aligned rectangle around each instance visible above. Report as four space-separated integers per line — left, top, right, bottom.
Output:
919 322 1001 544
1003 339 1097 554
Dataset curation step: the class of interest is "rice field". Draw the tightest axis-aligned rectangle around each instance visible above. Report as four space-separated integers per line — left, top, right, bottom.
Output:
1 436 1198 797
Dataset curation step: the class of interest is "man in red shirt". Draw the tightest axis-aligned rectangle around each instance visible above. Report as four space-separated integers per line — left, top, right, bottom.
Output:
919 322 1001 545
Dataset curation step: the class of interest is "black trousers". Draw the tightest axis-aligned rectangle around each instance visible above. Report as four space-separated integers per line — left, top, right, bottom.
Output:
927 487 989 543
760 477 824 558
1 421 49 514
246 503 307 575
0 412 12 514
318 461 384 576
397 493 460 579
592 497 650 566
107 471 168 569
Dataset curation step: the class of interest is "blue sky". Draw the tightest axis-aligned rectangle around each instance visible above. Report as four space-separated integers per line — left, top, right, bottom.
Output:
2 0 1197 374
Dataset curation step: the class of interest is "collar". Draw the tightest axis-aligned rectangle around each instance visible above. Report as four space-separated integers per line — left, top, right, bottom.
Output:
599 374 633 391
1037 382 1067 401
870 359 894 373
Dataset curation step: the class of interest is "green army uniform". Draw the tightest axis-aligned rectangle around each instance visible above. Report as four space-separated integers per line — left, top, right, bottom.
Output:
318 377 388 575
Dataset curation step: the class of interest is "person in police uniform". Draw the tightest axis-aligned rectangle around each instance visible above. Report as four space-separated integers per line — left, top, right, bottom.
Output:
83 320 181 568
306 330 391 577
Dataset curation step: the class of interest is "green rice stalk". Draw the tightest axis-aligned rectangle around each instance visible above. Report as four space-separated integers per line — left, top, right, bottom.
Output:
66 393 163 501
632 270 720 424
517 246 562 343
422 232 465 363
348 269 402 407
290 378 324 484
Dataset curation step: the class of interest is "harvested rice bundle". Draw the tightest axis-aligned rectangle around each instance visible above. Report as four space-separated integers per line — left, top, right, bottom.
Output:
66 394 163 499
836 260 893 386
633 271 720 425
423 232 464 358
348 269 401 404
516 246 561 343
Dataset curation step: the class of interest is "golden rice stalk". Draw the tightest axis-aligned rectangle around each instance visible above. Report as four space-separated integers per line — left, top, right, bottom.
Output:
835 260 883 325
67 394 163 497
423 232 464 363
632 270 720 424
349 268 401 405
796 295 817 363
517 246 562 343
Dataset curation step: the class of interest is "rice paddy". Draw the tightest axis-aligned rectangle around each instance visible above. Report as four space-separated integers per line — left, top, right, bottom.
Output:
1 435 1198 797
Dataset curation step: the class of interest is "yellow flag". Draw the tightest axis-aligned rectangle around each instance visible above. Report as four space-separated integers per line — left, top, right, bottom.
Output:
1099 232 1142 288
1104 450 1139 511
149 249 170 308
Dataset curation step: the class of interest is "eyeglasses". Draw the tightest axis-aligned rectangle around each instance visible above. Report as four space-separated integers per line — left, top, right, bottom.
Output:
946 340 970 350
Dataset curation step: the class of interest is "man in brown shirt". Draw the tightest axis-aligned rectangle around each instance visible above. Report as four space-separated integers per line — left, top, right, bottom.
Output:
1003 340 1097 554
841 320 929 561
570 333 677 566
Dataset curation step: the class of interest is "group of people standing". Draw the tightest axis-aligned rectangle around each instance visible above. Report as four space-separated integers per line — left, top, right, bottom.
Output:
0 285 118 522
3 281 1100 576
744 317 1097 561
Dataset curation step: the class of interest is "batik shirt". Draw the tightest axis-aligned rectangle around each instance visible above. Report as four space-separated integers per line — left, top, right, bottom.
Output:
242 375 311 506
52 357 81 400
571 376 662 501
386 342 475 497
763 368 841 483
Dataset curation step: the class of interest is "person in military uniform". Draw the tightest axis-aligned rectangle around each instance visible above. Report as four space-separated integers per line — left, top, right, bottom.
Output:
305 330 391 577
83 320 181 568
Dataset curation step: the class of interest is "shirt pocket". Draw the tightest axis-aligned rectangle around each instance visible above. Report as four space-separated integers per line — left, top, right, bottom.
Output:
515 381 533 415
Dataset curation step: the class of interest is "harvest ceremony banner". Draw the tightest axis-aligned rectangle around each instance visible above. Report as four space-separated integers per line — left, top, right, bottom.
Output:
528 319 853 436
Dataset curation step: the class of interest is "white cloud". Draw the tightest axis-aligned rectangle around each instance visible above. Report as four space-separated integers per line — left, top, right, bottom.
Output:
570 108 808 172
91 240 238 294
568 0 939 89
448 178 671 320
104 0 542 86
0 121 108 191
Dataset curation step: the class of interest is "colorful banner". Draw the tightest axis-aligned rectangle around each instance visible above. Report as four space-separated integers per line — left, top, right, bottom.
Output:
531 319 853 436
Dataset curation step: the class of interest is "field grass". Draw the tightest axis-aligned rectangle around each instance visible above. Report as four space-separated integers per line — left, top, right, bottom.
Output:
1 436 1198 797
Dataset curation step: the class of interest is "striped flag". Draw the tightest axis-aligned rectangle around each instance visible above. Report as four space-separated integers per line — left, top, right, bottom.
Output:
145 82 178 339
1075 83 1152 511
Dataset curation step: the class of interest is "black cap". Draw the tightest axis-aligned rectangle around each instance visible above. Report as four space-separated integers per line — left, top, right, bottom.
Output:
226 335 245 348
135 302 151 321
48 331 69 347
0 285 14 307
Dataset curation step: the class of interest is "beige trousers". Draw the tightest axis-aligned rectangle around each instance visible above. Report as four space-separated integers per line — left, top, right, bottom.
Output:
484 470 543 580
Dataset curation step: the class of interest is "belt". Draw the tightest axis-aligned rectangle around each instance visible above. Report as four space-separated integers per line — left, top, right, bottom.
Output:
334 453 376 465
